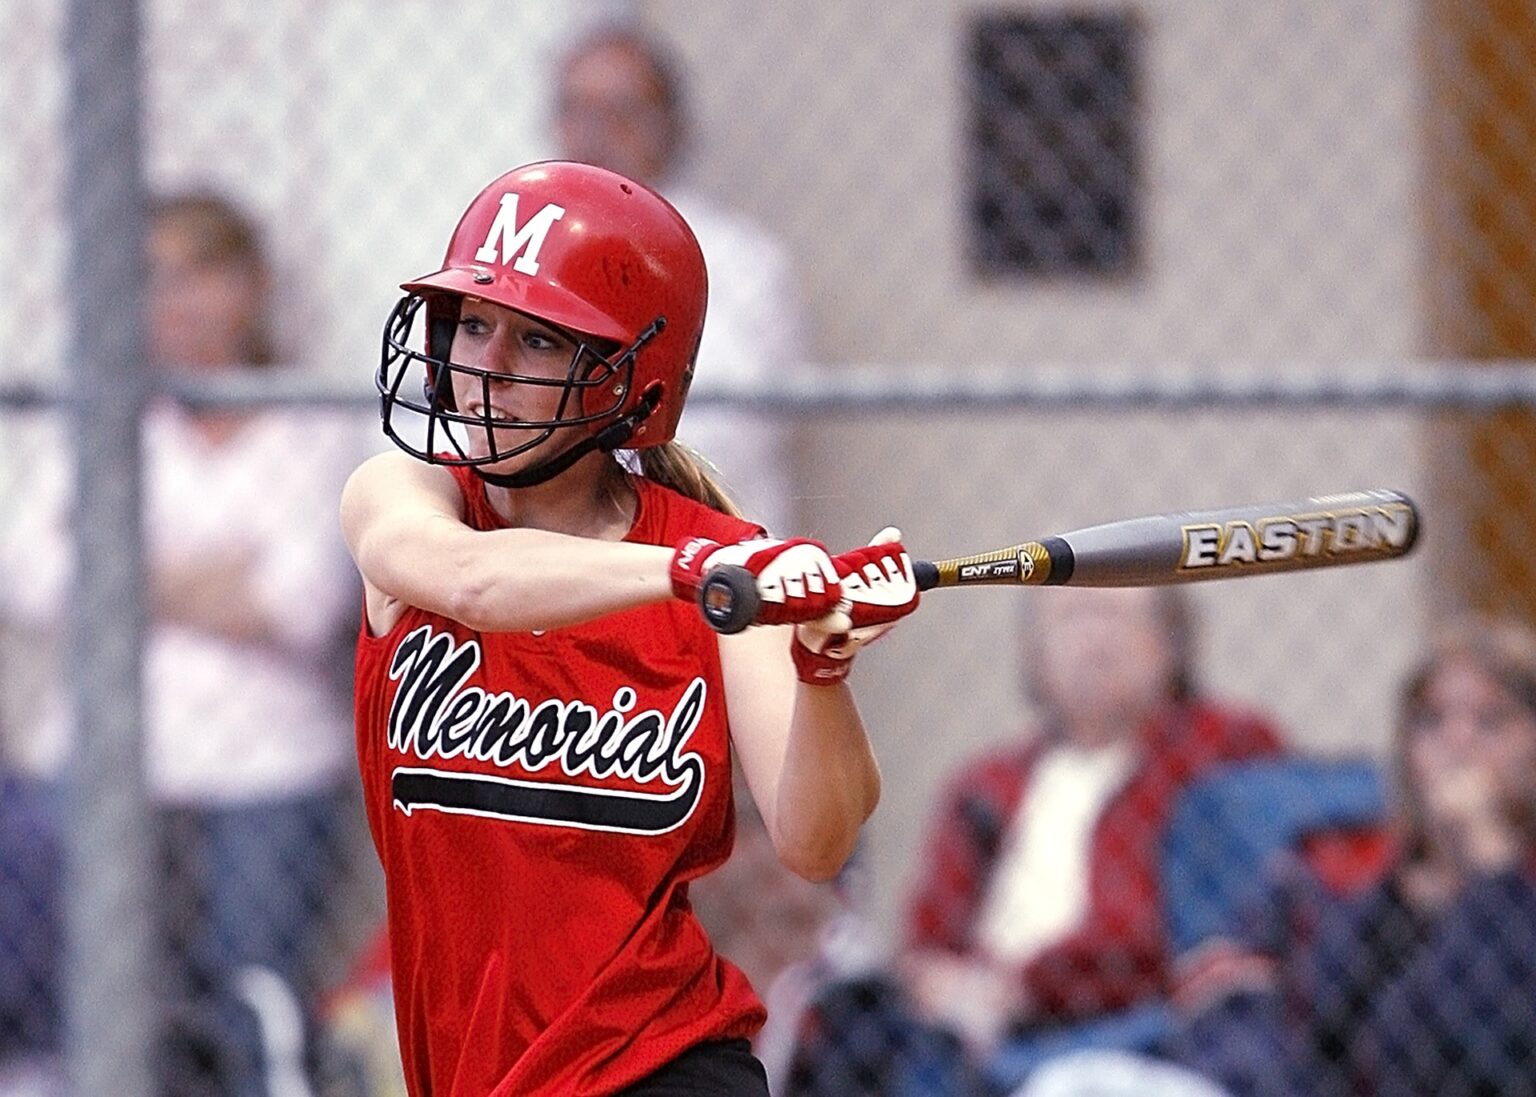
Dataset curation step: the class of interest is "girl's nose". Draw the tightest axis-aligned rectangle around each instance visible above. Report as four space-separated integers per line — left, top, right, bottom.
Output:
481 326 524 374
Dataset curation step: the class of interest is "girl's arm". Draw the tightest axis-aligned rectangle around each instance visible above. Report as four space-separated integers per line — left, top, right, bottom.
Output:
719 624 881 882
340 451 673 635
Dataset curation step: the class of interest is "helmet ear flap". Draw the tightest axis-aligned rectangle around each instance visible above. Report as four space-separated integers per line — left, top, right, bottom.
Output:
423 295 462 411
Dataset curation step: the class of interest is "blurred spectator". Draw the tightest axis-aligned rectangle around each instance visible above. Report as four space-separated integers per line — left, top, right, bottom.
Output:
1024 613 1536 1097
146 191 368 1097
553 22 806 536
0 412 68 1094
907 587 1283 1035
785 586 1285 1095
0 191 370 1096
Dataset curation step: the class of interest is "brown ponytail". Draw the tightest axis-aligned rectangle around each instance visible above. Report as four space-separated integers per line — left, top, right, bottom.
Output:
631 440 744 519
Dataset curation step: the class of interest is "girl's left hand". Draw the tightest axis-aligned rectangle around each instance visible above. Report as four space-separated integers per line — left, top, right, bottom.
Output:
792 527 920 683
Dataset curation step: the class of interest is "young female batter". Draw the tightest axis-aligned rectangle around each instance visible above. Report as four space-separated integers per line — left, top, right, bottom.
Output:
342 160 917 1096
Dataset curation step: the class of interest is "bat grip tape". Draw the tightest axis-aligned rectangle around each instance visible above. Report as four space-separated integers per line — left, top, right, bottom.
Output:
912 536 1075 590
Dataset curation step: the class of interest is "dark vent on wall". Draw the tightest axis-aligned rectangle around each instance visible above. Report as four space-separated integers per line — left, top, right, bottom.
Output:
968 11 1141 277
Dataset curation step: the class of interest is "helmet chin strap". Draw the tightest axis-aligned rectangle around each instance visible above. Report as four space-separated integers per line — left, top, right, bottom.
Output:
472 386 662 490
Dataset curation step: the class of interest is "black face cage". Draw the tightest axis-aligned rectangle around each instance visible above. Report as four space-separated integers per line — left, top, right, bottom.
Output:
376 294 655 471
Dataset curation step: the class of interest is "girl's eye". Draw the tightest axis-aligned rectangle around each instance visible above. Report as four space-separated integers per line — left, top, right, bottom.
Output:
459 315 490 336
524 330 561 351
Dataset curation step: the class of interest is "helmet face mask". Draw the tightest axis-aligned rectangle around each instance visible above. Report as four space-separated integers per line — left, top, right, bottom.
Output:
378 293 648 470
375 161 705 487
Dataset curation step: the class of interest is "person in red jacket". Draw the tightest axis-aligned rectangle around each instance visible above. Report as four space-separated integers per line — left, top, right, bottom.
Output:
902 586 1283 1046
342 160 919 1097
781 587 1284 1097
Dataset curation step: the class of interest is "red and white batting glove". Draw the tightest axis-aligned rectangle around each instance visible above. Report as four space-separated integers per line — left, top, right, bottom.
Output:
792 527 921 685
670 536 843 626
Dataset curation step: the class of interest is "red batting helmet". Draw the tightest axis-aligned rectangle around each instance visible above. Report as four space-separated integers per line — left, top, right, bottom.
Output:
377 160 708 486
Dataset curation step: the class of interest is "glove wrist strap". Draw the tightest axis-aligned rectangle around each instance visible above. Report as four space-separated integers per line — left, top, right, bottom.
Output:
669 536 720 601
791 632 853 685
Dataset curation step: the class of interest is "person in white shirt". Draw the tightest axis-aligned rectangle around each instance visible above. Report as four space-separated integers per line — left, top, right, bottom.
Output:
0 192 368 1097
552 23 806 538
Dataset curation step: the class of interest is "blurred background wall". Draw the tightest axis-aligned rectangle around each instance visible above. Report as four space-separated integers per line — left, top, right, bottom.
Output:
4 0 1535 1046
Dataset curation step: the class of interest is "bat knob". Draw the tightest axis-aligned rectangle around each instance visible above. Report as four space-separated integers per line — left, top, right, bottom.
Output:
911 560 940 591
698 565 760 634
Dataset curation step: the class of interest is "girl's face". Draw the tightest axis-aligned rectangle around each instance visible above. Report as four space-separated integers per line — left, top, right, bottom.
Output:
447 297 594 468
1407 658 1536 830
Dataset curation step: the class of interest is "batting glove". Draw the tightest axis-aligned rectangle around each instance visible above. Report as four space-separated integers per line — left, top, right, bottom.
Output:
792 527 920 684
670 536 843 626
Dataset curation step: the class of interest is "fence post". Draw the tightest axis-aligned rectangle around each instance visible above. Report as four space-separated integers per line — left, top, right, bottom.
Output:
62 0 156 1094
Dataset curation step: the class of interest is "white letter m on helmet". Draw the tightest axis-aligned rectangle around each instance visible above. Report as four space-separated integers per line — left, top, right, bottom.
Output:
474 193 566 276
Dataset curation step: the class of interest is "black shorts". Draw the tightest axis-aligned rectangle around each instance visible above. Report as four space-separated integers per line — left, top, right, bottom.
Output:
618 1038 770 1096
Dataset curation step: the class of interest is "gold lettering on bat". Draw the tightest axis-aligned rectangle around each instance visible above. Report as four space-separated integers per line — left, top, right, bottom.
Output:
1179 503 1414 570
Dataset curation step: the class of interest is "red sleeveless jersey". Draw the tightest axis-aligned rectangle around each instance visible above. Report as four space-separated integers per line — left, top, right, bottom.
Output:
353 470 767 1097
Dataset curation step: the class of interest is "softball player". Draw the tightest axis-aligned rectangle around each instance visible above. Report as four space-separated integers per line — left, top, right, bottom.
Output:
342 161 918 1096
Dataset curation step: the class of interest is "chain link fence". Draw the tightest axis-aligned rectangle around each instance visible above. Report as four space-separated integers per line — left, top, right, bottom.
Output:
4 1 1536 1095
